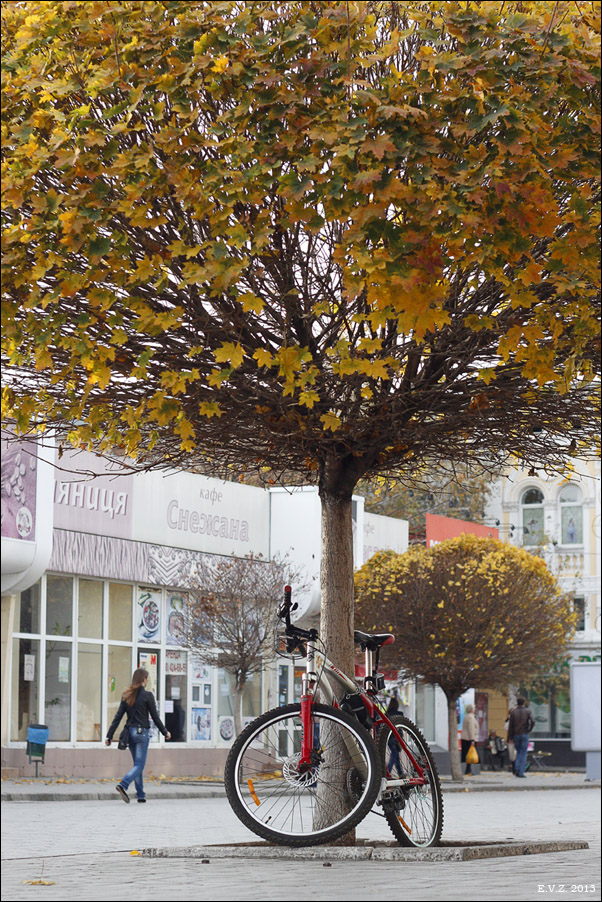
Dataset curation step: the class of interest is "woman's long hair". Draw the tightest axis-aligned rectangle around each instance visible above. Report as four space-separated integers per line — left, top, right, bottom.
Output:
123 668 149 707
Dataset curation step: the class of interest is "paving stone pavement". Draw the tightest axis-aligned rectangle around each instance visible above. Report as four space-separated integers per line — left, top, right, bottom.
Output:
1 789 600 901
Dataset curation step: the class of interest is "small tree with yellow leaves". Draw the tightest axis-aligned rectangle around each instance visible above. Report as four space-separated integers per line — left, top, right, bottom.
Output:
354 535 575 781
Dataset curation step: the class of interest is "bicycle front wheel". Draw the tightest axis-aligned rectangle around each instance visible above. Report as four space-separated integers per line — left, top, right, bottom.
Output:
225 702 382 846
377 714 443 847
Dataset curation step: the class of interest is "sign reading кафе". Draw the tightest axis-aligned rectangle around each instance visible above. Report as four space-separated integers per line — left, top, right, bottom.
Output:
52 450 270 558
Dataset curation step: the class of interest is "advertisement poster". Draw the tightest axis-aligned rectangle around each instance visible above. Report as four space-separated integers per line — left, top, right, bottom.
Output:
193 660 211 682
138 652 158 694
219 716 235 742
138 651 159 740
191 707 212 741
24 654 35 681
166 593 186 645
1 440 37 541
165 648 187 677
58 656 70 683
137 587 161 644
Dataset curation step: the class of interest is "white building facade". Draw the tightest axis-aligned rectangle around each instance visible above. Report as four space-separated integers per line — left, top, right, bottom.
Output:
1 443 408 778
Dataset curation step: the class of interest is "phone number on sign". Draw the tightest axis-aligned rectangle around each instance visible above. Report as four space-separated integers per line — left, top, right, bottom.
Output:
538 887 597 894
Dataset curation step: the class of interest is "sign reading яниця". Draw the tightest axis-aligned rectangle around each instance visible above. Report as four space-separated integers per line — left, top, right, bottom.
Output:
52 450 270 557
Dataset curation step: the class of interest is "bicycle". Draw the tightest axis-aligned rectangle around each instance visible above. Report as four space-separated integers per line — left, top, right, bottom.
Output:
224 586 444 847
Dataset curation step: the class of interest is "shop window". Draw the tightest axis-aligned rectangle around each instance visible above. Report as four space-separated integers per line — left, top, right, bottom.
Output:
77 643 102 741
107 645 133 729
520 487 545 546
109 582 132 642
46 575 73 636
559 484 584 545
522 684 571 739
16 581 40 634
10 638 40 741
138 649 161 740
78 579 103 639
45 640 72 741
573 597 586 632
191 661 212 741
165 649 187 742
218 669 262 740
278 664 289 706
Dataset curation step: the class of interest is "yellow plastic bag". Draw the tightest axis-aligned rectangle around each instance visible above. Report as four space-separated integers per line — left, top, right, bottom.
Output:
466 743 479 765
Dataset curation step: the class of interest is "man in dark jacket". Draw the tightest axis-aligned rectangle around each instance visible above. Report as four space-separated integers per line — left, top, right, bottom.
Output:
508 697 535 778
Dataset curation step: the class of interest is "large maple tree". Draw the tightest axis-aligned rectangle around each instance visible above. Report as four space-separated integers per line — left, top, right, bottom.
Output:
2 1 600 683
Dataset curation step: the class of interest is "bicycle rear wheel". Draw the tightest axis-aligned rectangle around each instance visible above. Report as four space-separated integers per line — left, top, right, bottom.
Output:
377 714 443 847
225 702 382 846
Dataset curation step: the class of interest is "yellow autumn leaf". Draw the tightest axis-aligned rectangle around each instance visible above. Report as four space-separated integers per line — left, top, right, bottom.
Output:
198 401 223 418
214 342 244 369
212 56 229 74
239 292 265 314
253 349 274 367
299 390 320 409
320 412 341 432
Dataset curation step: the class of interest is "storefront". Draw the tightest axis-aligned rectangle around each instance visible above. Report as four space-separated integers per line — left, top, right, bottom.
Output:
1 442 409 777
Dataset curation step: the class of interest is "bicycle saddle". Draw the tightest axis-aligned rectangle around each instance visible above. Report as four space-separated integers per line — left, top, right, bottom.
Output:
353 630 395 651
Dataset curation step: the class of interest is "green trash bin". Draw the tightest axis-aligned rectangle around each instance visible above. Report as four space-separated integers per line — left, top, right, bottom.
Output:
26 724 49 776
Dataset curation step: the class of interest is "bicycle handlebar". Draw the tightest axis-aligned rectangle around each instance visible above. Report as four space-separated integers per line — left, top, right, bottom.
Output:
278 585 318 644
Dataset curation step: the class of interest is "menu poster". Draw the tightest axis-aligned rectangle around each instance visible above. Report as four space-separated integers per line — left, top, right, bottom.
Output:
138 652 158 694
137 588 161 644
138 651 159 740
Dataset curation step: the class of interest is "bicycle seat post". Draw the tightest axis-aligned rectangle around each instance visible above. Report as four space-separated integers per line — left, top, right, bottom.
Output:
364 645 374 691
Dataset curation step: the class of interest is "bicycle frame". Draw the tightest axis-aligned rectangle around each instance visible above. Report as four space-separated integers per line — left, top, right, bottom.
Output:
299 637 426 788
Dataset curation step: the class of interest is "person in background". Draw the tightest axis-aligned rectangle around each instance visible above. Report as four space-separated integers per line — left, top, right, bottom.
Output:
485 730 507 771
507 696 535 778
105 667 171 803
461 704 479 775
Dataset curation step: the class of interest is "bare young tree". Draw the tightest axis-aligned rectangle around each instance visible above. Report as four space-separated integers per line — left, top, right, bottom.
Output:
181 553 307 736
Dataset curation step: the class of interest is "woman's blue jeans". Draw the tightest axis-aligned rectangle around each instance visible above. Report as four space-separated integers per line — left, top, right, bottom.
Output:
119 727 150 800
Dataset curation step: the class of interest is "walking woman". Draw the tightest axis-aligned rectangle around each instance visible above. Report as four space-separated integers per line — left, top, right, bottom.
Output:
105 668 170 803
461 703 479 776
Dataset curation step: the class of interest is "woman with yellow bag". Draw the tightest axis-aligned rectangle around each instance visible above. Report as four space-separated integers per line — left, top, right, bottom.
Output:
461 704 480 776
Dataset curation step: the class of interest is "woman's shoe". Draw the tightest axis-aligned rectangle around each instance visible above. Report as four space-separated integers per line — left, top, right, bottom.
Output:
137 798 146 803
116 784 130 803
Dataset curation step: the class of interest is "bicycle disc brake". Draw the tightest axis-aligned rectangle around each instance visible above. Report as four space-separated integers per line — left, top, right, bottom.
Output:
282 751 321 788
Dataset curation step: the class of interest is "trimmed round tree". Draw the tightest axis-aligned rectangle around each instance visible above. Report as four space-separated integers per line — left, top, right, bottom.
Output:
354 535 575 780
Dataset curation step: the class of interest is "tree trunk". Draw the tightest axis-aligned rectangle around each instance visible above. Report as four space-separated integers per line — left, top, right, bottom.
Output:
319 491 356 680
447 695 463 782
315 488 357 843
232 681 245 738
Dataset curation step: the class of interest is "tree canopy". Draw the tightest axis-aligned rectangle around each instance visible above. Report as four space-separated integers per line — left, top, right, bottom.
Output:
2 1 600 491
354 533 575 777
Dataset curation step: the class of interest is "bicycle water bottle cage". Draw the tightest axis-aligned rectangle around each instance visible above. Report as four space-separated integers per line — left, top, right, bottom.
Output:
340 692 372 730
364 673 386 692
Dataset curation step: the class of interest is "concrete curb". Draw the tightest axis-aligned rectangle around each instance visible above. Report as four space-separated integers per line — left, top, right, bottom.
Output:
0 781 600 802
140 840 590 862
0 788 227 802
